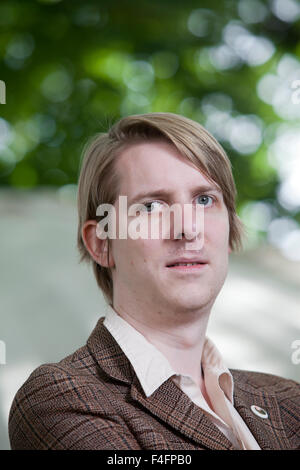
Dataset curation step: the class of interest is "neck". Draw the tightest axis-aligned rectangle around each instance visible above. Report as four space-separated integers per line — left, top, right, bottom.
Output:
112 300 211 387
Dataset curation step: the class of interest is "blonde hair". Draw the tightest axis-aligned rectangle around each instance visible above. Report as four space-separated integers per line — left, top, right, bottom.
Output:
77 112 244 304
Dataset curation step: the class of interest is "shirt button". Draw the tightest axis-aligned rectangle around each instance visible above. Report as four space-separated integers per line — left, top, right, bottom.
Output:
250 405 268 419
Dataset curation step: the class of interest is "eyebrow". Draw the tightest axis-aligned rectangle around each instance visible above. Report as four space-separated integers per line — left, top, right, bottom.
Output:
128 184 222 205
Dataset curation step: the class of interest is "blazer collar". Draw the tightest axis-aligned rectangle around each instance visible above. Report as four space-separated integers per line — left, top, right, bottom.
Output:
87 316 134 385
86 317 291 450
102 303 234 401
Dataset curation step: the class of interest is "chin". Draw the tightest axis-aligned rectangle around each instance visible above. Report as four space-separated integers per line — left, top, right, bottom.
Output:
169 291 214 311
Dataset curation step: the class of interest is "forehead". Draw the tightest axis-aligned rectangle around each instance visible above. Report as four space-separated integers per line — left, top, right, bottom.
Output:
116 140 218 195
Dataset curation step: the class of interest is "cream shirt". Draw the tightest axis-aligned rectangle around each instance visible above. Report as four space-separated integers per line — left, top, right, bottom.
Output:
103 304 260 450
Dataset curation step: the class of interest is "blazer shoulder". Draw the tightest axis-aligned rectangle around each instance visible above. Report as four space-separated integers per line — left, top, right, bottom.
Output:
8 344 119 449
9 342 106 414
230 368 300 396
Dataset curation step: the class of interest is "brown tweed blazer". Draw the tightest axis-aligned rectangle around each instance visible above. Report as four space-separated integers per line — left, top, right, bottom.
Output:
8 317 300 450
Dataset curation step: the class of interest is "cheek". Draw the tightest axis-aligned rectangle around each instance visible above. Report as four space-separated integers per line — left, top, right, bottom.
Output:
135 239 161 266
112 238 158 270
205 213 230 246
111 239 135 270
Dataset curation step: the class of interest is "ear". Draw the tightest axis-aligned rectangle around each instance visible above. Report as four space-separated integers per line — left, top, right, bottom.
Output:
81 220 115 268
228 245 232 254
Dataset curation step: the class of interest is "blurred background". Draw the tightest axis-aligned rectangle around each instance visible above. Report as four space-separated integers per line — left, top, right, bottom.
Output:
1 0 300 450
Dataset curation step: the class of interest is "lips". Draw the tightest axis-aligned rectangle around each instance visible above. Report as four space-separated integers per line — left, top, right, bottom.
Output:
166 262 208 272
167 262 204 267
166 257 208 267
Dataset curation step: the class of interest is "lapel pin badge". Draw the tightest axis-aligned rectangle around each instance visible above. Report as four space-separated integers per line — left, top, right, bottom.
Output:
250 405 268 419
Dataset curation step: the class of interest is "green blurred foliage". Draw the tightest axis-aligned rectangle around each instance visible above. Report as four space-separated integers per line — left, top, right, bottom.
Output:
0 0 300 225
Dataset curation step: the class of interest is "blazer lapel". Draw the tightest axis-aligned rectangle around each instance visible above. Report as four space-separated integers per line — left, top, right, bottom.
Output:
130 374 235 450
87 318 291 450
87 318 234 449
231 370 291 450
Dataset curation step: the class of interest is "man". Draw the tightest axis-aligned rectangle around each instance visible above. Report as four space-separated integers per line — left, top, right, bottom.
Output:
9 113 300 450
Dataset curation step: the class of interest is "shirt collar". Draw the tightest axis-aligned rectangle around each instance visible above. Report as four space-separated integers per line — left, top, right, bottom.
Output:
103 304 234 401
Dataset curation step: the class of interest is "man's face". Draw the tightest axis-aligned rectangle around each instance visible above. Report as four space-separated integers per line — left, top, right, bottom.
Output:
109 140 230 314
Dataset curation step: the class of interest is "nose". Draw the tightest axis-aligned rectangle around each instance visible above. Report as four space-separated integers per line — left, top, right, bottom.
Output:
167 202 204 248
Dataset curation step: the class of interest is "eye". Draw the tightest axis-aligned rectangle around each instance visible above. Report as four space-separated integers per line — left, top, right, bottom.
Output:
142 201 164 213
196 195 214 207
